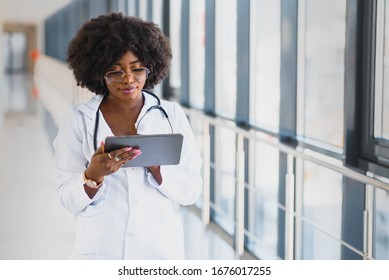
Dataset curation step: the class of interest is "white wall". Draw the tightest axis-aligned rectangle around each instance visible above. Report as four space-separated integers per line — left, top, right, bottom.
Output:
34 54 94 126
0 0 4 140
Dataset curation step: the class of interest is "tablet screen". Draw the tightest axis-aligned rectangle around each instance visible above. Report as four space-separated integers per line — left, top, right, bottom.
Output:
104 133 183 167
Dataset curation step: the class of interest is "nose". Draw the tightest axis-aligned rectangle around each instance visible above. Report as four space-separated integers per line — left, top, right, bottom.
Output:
122 72 135 84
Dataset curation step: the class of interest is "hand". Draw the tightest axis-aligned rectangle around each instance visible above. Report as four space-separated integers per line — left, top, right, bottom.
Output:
147 166 162 185
85 141 142 182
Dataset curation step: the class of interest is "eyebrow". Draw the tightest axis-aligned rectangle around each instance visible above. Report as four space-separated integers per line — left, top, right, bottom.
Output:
113 60 141 66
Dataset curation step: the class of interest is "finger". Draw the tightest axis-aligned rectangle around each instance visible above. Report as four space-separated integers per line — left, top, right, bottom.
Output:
114 146 133 155
94 141 105 155
129 149 142 159
109 147 133 161
118 149 142 161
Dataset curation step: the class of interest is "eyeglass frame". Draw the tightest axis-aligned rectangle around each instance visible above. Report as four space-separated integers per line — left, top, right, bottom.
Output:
104 67 150 85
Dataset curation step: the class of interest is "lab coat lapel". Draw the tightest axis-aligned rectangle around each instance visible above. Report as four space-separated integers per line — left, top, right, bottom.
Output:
76 95 104 153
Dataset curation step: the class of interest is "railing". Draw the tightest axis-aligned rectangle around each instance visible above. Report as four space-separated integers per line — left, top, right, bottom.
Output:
182 106 389 260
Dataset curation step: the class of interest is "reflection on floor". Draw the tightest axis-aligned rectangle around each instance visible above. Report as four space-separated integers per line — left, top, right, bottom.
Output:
0 73 237 260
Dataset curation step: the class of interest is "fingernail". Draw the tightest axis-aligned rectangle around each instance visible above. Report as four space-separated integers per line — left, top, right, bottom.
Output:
124 147 133 151
100 141 105 146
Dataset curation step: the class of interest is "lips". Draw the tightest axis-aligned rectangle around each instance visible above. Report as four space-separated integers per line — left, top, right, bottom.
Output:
120 86 136 94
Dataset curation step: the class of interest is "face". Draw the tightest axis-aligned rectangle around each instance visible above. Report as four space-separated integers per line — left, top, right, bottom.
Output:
104 51 147 103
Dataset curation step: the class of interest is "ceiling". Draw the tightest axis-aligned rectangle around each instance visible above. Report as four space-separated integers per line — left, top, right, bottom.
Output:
3 0 72 24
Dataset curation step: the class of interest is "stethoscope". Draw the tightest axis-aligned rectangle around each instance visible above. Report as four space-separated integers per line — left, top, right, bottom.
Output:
93 89 173 151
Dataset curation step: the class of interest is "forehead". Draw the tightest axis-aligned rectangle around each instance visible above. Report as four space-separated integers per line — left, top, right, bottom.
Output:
113 51 141 66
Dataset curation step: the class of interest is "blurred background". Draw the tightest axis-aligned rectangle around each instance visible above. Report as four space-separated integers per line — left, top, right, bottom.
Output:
0 0 389 260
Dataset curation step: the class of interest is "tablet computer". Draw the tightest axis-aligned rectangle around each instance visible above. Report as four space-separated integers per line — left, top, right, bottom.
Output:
104 133 183 167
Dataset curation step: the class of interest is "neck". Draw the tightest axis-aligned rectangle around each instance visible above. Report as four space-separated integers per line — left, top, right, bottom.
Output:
103 92 144 113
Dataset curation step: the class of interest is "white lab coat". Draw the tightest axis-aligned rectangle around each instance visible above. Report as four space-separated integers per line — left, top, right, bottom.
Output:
53 92 203 259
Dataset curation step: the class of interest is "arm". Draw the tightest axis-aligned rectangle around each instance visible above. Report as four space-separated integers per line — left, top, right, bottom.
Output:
53 107 102 214
147 103 203 205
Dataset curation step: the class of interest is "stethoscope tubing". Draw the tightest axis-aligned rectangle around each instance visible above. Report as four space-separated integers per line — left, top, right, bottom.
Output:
93 90 171 151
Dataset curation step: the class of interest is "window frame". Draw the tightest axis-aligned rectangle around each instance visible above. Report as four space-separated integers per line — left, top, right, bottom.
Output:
358 0 389 178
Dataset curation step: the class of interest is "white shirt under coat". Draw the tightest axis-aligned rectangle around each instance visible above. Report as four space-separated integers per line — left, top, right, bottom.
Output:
53 92 203 259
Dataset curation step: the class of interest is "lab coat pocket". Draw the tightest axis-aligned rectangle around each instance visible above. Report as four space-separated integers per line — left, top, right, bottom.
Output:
154 191 183 232
74 202 104 255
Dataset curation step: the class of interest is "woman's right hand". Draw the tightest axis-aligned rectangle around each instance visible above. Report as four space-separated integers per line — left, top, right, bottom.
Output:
85 141 142 184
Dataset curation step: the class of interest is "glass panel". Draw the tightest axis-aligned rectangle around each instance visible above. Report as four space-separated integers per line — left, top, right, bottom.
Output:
127 0 136 16
303 0 346 149
138 0 147 19
215 0 237 118
301 161 342 259
378 1 389 140
213 127 236 235
152 0 163 26
169 0 182 96
373 187 389 259
189 0 205 109
301 222 341 259
246 142 280 259
251 0 281 132
189 117 205 209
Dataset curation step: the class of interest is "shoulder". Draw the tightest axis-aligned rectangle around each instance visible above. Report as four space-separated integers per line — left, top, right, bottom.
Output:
160 99 184 115
75 95 103 119
58 95 102 130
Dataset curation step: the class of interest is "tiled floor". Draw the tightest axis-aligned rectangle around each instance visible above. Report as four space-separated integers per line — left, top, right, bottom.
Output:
0 73 236 260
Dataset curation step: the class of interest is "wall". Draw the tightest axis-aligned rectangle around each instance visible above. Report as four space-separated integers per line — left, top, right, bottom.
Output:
0 0 4 139
34 54 94 126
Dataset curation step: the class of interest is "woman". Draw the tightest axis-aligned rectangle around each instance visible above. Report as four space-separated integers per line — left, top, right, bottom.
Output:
53 13 202 259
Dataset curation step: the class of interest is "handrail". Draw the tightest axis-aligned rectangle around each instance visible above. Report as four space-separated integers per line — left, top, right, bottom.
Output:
182 106 389 192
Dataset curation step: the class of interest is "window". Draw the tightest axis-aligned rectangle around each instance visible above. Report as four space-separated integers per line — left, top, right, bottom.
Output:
375 0 389 148
214 0 237 118
151 0 163 26
299 0 346 150
189 0 206 109
298 160 343 259
250 0 281 132
360 0 389 176
246 142 281 259
373 185 389 259
212 126 236 235
169 0 182 95
138 0 147 19
127 0 136 16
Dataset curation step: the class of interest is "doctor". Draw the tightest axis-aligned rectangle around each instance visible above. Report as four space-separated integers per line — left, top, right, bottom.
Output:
53 13 202 259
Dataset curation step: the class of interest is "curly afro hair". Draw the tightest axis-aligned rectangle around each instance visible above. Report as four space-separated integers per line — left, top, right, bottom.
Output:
67 13 172 95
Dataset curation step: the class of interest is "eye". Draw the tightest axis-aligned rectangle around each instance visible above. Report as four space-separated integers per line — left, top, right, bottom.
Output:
109 70 124 75
132 68 145 73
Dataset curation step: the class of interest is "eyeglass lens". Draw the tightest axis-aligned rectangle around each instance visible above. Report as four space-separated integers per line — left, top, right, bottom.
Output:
105 68 149 84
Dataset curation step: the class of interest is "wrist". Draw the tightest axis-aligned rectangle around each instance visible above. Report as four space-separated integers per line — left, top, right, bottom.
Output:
83 170 104 189
85 169 104 184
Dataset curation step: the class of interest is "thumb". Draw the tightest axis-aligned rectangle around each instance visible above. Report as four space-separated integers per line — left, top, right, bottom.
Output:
94 141 105 155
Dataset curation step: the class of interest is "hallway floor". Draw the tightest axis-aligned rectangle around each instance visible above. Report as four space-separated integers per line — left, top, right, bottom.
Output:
0 109 75 259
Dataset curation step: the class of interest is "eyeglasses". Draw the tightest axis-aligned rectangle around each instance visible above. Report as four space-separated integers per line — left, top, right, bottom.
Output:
104 67 150 85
